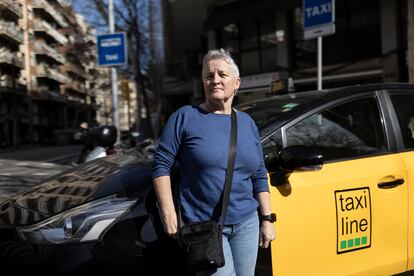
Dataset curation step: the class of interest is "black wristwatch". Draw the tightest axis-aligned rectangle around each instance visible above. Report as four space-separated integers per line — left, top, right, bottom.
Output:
260 213 277 223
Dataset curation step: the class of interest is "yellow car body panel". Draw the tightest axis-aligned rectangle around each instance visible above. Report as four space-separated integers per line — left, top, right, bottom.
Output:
269 154 408 276
401 151 414 270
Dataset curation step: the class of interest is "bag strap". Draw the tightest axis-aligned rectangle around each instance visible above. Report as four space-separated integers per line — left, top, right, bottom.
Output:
176 109 238 229
218 109 237 228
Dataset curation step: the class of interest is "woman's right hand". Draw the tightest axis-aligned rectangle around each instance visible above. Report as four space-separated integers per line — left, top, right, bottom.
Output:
160 210 178 238
153 176 178 238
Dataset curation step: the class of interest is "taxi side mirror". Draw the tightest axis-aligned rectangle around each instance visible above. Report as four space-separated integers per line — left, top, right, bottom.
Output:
265 145 324 186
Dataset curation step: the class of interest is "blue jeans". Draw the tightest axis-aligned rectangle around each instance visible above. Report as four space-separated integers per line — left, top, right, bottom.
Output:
197 212 259 276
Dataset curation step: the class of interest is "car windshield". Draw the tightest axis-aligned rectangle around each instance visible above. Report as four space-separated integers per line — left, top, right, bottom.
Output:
237 90 323 130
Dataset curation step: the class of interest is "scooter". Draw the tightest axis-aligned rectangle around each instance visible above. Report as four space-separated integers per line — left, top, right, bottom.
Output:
78 125 118 163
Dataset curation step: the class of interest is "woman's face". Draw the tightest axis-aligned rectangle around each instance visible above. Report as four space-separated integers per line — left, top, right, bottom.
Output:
202 58 240 104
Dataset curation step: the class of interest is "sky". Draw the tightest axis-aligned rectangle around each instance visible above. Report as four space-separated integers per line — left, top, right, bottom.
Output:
69 0 109 34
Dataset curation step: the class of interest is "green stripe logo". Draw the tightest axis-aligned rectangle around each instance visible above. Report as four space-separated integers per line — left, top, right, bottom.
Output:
340 236 368 250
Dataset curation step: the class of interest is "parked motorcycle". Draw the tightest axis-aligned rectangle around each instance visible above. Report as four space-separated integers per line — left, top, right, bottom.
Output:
78 125 118 163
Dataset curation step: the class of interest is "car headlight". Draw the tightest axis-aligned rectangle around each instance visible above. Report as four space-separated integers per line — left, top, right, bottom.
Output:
17 195 139 244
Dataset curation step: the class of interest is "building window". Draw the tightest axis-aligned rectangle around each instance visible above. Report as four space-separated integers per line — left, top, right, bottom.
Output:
222 23 239 53
219 14 279 76
241 50 260 74
241 20 258 50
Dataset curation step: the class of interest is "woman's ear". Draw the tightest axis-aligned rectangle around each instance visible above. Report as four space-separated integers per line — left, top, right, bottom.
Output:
235 78 241 90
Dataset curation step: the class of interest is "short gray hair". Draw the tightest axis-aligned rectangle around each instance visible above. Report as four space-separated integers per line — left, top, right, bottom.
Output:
202 48 240 79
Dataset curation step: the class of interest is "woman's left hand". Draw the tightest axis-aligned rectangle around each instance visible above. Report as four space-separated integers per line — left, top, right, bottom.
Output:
259 221 276 248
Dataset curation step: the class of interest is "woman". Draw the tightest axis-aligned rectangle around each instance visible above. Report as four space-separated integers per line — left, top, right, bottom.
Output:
152 49 275 276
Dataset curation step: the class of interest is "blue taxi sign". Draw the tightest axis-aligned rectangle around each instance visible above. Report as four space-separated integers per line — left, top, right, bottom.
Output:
303 0 335 40
97 32 127 66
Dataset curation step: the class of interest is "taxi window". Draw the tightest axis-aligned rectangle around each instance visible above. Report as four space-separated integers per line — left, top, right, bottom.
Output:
389 93 414 149
285 97 387 162
238 90 322 130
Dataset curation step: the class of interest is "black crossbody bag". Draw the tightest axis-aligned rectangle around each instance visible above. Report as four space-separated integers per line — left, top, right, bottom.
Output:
178 109 237 272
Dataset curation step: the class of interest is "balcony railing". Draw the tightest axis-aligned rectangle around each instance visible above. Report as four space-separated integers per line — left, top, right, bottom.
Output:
0 73 25 88
0 0 23 18
0 74 13 87
36 64 70 83
34 20 68 45
32 0 68 28
64 80 86 93
0 50 24 68
67 94 86 104
34 43 65 64
61 62 85 77
0 21 23 43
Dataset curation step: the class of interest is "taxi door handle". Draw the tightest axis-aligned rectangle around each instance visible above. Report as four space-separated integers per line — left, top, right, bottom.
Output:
378 179 404 189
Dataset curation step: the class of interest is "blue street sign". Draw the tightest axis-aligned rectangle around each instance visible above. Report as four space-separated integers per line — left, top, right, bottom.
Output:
303 0 335 40
97 32 127 66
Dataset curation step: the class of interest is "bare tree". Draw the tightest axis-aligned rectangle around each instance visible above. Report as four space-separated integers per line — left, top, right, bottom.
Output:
69 0 164 140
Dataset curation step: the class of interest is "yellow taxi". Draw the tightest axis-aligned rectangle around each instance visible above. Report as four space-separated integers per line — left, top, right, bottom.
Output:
239 83 414 275
0 83 412 275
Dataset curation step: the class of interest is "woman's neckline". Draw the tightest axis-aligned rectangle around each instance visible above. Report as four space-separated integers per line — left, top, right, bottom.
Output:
198 103 232 115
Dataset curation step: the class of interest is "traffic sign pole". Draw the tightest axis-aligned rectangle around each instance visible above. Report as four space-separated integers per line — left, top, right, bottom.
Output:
318 36 322 90
109 0 120 144
303 0 335 91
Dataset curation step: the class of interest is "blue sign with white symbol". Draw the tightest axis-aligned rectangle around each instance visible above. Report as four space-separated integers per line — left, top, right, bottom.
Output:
97 32 127 66
303 0 335 40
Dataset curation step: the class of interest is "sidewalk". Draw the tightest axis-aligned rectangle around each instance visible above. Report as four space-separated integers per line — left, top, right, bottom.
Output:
0 144 83 163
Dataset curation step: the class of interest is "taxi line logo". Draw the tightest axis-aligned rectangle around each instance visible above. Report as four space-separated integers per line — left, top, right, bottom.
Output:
335 187 372 254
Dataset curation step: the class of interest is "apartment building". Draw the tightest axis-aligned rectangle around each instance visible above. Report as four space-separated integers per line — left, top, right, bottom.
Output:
94 71 137 132
0 0 97 147
0 0 25 147
118 79 137 132
27 0 99 145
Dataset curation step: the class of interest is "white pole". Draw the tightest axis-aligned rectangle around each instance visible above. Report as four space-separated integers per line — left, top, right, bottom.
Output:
317 36 322 90
109 0 120 143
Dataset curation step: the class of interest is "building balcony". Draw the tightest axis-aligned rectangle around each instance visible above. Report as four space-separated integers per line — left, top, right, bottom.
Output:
0 74 14 88
0 0 23 18
34 42 66 64
61 62 85 77
0 74 25 89
33 20 68 45
64 80 86 94
32 0 68 28
69 32 88 45
36 64 70 83
33 86 67 102
0 21 23 44
60 27 80 38
67 94 86 104
0 50 24 68
58 42 76 53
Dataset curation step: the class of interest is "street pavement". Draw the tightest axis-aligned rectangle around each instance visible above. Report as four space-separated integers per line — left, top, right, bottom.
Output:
0 144 83 203
0 144 82 163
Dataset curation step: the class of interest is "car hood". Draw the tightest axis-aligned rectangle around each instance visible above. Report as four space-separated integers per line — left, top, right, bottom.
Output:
0 152 153 226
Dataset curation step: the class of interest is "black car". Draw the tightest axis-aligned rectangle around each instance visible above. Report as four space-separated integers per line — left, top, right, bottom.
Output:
1 83 414 275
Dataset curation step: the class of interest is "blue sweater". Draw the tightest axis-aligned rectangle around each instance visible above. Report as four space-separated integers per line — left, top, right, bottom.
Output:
152 105 269 225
